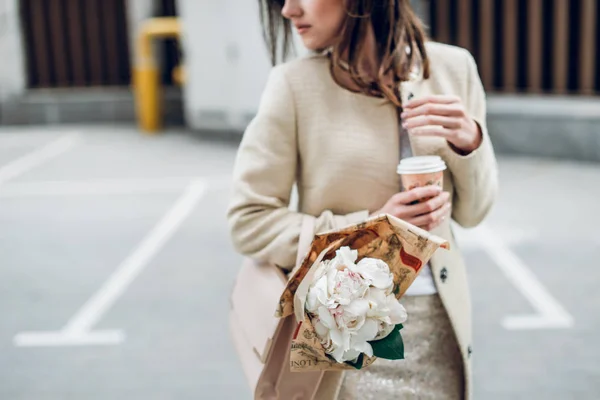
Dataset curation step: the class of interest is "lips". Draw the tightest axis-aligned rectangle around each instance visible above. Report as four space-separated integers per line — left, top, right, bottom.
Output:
295 24 311 34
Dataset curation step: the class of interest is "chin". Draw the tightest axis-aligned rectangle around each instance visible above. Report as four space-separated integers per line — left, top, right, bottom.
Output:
302 41 320 51
301 38 328 52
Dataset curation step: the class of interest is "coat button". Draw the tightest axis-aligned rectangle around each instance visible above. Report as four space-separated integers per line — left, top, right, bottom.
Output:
468 345 473 358
440 267 448 283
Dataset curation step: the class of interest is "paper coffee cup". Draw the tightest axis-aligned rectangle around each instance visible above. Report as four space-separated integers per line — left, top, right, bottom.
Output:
397 156 447 194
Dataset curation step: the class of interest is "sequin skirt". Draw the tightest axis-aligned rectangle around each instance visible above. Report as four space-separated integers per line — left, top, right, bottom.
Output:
336 294 464 400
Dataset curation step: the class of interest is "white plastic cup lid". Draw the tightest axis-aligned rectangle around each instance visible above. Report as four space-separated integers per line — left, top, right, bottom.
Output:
397 156 447 174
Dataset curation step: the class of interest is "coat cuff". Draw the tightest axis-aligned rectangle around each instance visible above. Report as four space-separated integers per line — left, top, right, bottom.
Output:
443 121 493 178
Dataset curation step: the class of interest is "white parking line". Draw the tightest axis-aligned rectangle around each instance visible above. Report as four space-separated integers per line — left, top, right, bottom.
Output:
455 225 538 250
14 180 207 347
473 225 574 330
0 133 80 185
0 178 195 197
0 139 50 149
0 175 232 197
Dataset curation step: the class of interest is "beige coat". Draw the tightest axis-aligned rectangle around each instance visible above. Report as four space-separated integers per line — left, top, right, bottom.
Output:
227 41 498 399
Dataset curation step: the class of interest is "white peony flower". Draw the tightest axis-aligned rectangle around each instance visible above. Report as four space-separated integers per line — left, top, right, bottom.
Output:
304 246 408 363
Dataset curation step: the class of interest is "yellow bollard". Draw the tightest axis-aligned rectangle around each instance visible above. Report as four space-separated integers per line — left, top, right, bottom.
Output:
132 17 181 134
133 62 161 133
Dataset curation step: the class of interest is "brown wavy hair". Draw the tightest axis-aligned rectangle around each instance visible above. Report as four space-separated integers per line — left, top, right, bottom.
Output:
259 0 430 106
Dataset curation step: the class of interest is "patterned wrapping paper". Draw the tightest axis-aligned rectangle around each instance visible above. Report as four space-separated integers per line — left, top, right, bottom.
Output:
275 214 449 372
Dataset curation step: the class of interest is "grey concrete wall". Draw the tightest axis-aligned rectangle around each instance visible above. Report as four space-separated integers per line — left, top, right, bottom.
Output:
176 0 275 132
177 0 312 132
0 0 26 101
0 87 184 126
487 95 600 162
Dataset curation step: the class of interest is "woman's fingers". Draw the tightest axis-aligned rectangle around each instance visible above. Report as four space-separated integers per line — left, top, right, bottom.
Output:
401 102 464 120
404 95 461 109
402 114 462 130
401 95 480 153
392 185 442 205
424 204 452 231
405 191 450 217
407 126 458 141
407 202 452 228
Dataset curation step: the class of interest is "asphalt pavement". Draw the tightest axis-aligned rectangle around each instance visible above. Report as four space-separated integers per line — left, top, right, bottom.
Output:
0 125 598 400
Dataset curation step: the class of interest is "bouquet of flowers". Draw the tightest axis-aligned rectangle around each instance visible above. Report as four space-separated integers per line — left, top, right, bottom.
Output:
306 246 408 366
276 214 448 371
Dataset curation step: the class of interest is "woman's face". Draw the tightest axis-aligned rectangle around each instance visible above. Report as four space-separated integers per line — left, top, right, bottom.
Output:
281 0 346 50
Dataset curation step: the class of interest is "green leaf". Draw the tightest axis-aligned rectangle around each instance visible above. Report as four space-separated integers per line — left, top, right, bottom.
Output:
346 353 365 370
370 324 405 360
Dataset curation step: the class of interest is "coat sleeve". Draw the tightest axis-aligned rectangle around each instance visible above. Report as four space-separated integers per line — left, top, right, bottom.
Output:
445 49 499 228
227 66 369 270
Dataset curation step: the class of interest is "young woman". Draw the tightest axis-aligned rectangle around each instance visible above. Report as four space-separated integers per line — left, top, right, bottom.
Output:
227 0 498 398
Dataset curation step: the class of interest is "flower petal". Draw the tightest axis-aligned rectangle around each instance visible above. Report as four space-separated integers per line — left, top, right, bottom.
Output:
374 322 395 340
330 327 343 344
354 317 379 343
355 258 394 289
338 246 358 266
306 275 328 313
350 340 374 358
387 295 408 324
318 306 336 329
329 344 346 363
312 259 329 282
326 267 337 297
343 348 362 362
314 319 329 337
342 330 352 351
344 299 370 317
365 288 389 318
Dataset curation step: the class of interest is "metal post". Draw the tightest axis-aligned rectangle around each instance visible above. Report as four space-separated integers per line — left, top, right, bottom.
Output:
132 17 181 133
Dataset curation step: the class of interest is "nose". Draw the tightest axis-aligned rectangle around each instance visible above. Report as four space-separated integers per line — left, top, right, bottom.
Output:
281 0 302 19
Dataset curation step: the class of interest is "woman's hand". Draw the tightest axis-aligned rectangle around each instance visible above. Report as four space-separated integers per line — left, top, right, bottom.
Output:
371 186 451 231
401 95 482 155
